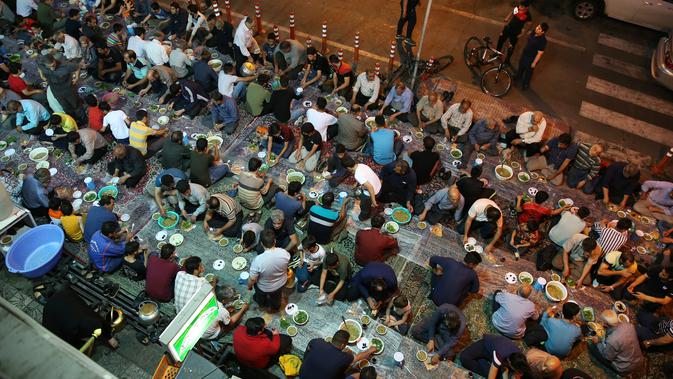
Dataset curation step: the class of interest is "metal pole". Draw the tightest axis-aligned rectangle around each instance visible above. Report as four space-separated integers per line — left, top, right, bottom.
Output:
410 0 433 89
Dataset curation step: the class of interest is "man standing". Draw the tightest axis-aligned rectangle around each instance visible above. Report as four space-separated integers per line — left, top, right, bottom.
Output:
516 23 548 90
306 97 338 142
248 230 291 313
396 0 421 46
344 157 382 221
496 0 532 59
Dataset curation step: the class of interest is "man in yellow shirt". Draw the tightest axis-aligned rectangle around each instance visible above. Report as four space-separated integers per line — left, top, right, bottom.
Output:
43 112 78 150
129 109 168 157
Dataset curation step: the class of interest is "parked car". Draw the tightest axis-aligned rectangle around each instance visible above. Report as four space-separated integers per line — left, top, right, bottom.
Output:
572 0 673 32
651 31 673 90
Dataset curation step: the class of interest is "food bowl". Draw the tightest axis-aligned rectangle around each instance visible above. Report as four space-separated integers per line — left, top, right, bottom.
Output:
218 237 229 247
375 324 387 335
545 281 568 302
417 221 427 230
416 350 428 362
231 256 247 270
494 164 513 181
169 233 184 246
208 59 223 72
449 149 462 159
360 315 371 325
383 221 399 234
286 325 298 336
517 172 531 183
518 271 534 285
205 273 216 283
158 211 180 230
292 310 309 325
28 147 49 162
157 116 169 125
286 171 306 184
365 117 376 129
371 337 384 354
614 301 627 313
335 106 348 114
390 207 412 225
232 244 243 253
241 61 256 76
1 235 13 245
617 313 630 323
339 319 362 343
83 191 97 202
97 185 118 200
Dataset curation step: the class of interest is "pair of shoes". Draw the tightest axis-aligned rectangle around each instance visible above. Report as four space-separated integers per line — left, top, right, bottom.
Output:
395 34 404 40
404 38 416 46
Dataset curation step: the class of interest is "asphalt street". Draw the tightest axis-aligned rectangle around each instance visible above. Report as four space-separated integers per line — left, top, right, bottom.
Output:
227 0 672 159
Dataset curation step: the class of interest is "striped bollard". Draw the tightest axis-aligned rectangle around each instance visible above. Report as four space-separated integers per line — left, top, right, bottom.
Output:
306 37 312 48
321 21 328 54
388 40 396 74
254 2 265 34
375 62 381 76
224 0 231 23
353 32 360 65
427 56 435 70
651 146 673 175
212 1 220 17
289 12 295 40
273 25 280 41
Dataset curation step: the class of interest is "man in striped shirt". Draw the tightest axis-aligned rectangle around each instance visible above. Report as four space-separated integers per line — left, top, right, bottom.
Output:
566 143 603 190
205 193 244 238
129 109 168 157
593 218 631 254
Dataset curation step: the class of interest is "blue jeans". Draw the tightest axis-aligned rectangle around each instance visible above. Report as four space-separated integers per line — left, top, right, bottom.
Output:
262 139 296 158
232 82 248 102
566 166 589 189
290 108 306 122
209 164 230 183
295 265 311 292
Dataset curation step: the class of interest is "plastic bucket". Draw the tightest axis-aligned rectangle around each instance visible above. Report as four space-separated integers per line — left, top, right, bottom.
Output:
6 225 64 278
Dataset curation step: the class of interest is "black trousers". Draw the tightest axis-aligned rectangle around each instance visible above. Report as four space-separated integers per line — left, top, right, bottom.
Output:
208 211 244 237
497 26 520 58
396 3 417 38
309 267 348 301
174 97 207 119
516 57 536 88
74 144 108 165
106 162 145 188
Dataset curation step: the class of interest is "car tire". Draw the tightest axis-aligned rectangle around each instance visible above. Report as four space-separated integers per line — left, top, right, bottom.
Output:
572 0 601 20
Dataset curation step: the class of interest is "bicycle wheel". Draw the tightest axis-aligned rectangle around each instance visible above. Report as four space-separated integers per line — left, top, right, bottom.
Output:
480 66 512 97
427 54 454 75
463 36 484 66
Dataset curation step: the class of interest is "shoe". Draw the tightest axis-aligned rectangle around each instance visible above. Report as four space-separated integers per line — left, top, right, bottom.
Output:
395 34 404 40
404 38 416 46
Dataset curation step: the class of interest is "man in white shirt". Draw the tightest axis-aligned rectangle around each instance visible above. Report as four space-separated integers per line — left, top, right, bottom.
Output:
101 103 131 143
202 286 249 342
16 0 37 18
248 230 291 312
350 69 380 112
440 99 473 143
506 110 546 151
54 32 81 60
217 63 255 101
144 33 170 66
186 4 208 45
344 157 382 221
458 198 503 257
169 42 192 79
305 97 338 142
127 27 147 61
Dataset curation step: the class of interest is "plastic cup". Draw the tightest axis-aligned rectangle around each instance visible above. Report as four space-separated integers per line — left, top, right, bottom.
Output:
84 177 95 190
534 277 547 292
238 271 250 285
393 352 405 368
474 158 483 165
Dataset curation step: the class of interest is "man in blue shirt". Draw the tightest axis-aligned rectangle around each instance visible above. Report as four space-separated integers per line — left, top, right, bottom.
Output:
366 115 401 165
377 160 416 212
7 99 50 135
538 302 581 357
148 168 187 217
21 168 52 218
307 192 348 245
274 181 307 225
411 303 466 362
83 195 118 243
346 262 398 313
208 92 239 135
460 334 530 378
88 221 131 272
461 118 500 167
379 81 412 122
526 133 577 186
428 252 481 306
192 51 219 92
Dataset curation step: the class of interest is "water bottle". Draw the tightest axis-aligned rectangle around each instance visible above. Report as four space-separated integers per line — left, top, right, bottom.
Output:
182 134 189 146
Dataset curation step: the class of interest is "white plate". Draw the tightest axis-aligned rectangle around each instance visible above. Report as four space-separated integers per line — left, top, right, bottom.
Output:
338 191 348 198
49 168 57 176
467 237 477 245
155 230 168 241
72 190 82 199
402 135 413 143
308 191 319 199
474 245 484 254
505 272 518 284
213 259 226 270
384 208 393 215
120 213 130 222
4 148 15 157
257 151 267 159
357 337 370 351
528 187 538 196
302 100 312 107
78 87 88 94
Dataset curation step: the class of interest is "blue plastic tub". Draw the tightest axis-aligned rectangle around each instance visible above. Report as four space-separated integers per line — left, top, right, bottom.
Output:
6 225 64 278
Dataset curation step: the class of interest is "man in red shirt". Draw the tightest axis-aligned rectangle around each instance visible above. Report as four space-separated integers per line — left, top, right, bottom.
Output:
321 54 353 98
85 94 105 132
233 317 293 369
8 63 46 102
516 190 567 224
145 244 182 302
354 213 399 266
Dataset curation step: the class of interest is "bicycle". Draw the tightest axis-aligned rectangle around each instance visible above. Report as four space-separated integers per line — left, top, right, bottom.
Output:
463 36 514 97
386 39 454 90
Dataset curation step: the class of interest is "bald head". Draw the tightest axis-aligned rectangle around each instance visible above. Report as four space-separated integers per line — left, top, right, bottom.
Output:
532 111 544 124
113 144 127 158
543 355 561 374
601 309 619 326
518 284 532 298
